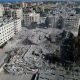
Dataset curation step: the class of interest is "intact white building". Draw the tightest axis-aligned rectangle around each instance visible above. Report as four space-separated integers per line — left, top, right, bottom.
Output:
23 11 40 26
0 4 4 17
0 18 21 46
14 18 22 33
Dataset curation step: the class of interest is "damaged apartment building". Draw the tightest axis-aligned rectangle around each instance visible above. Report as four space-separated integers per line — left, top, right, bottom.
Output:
0 18 22 46
23 10 40 26
63 14 80 36
52 6 80 37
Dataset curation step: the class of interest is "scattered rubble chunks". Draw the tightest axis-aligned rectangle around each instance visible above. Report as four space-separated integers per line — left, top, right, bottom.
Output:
22 38 36 45
28 30 48 44
4 28 62 75
4 47 44 74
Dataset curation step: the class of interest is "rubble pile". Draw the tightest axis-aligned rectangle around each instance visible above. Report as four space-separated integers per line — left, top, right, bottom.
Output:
4 55 25 74
28 30 48 44
4 55 38 75
39 69 56 80
4 46 44 74
22 38 34 45
3 28 68 76
39 66 80 80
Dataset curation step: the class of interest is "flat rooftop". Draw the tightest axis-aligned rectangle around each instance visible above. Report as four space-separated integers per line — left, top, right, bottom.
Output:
0 17 20 27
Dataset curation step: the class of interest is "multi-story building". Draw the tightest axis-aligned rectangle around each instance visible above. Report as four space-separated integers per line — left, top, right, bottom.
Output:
0 18 21 46
22 2 28 8
15 8 23 20
21 2 32 8
64 14 79 36
40 17 46 24
0 4 4 17
11 8 23 20
14 18 22 33
23 11 40 26
49 14 60 28
52 6 79 36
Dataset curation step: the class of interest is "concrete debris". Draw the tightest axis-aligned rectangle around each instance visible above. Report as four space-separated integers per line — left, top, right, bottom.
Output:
4 46 44 74
3 28 62 75
2 27 80 80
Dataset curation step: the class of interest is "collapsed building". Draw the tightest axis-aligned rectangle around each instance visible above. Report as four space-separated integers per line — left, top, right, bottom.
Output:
3 28 61 74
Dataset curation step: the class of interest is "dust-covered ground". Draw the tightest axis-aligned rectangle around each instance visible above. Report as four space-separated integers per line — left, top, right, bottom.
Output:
0 27 80 80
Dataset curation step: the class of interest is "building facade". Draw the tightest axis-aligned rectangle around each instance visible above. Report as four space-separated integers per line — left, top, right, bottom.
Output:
11 8 23 20
64 15 79 36
23 11 40 26
0 18 21 46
